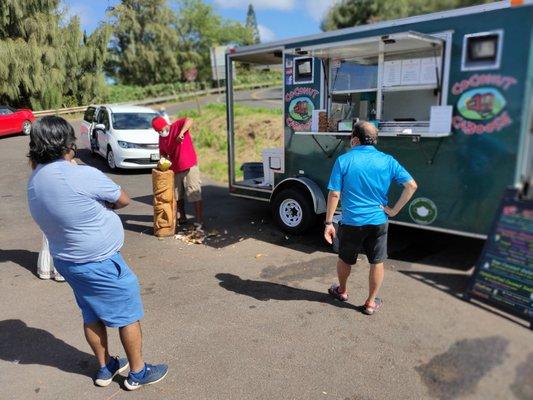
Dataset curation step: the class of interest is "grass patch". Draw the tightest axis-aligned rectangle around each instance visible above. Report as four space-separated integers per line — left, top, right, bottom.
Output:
175 103 283 183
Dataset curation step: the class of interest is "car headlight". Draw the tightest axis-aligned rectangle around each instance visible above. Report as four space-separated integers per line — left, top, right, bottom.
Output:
118 141 141 149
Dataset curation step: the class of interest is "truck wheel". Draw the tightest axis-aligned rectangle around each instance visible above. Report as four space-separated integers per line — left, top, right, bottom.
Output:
107 148 116 170
272 188 316 234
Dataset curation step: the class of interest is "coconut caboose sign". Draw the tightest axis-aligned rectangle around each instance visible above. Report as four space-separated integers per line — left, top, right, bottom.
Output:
224 1 533 237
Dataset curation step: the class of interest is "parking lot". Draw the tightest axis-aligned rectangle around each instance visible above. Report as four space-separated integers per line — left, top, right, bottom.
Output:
1 123 532 399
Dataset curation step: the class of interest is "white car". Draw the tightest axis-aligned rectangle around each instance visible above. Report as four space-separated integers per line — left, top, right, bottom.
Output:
79 105 162 170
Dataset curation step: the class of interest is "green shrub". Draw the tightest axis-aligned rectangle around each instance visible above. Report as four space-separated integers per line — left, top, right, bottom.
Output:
104 70 280 105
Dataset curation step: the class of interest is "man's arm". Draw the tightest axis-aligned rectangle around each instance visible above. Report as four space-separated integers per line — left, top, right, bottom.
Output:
177 118 193 141
107 189 130 210
324 191 340 244
382 179 417 217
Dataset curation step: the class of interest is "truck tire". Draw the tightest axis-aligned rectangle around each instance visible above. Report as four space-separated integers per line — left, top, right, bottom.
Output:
272 188 316 234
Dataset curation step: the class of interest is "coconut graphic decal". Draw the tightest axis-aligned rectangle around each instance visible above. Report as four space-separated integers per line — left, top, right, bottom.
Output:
288 96 314 122
409 198 437 225
457 88 506 121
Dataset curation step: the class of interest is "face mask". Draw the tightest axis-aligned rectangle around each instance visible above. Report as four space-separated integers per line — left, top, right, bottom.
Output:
159 128 170 138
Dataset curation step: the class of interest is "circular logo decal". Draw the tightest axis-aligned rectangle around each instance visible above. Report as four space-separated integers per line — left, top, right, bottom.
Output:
288 96 314 122
409 198 437 225
457 88 506 121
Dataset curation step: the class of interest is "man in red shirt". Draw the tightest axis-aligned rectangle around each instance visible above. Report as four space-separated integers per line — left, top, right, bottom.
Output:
152 116 203 227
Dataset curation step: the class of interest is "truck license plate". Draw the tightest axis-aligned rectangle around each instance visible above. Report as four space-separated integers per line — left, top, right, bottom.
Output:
150 153 160 162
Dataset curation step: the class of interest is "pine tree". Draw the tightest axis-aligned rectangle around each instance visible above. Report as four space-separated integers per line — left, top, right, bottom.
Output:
0 0 109 110
106 0 183 85
175 0 254 82
245 4 260 44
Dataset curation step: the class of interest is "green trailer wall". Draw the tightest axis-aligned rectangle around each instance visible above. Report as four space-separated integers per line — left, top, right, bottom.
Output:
279 6 532 236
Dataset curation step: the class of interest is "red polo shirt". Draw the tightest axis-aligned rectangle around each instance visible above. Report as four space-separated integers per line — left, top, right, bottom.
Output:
159 118 197 173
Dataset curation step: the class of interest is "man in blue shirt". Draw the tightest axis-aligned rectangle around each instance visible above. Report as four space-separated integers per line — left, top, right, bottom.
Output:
324 121 417 315
27 116 167 390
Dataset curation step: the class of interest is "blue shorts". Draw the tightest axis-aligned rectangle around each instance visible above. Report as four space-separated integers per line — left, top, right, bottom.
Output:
54 252 144 328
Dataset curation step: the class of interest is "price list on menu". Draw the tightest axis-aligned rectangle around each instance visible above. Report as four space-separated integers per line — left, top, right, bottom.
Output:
468 189 533 325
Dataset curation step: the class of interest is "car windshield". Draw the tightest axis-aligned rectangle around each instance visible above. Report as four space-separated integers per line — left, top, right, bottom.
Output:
112 112 159 130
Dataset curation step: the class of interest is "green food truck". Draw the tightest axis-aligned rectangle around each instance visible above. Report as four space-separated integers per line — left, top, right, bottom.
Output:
225 1 533 238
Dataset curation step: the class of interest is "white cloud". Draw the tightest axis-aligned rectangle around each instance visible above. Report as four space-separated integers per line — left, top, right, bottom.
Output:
303 0 340 22
213 0 296 11
258 24 276 42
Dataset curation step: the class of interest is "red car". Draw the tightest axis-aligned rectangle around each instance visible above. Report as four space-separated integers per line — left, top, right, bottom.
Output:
0 106 35 137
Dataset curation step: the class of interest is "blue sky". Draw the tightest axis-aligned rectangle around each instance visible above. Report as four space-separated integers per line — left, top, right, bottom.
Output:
63 0 338 43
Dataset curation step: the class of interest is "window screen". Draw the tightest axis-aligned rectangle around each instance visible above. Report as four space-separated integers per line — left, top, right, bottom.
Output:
462 31 503 71
294 57 313 83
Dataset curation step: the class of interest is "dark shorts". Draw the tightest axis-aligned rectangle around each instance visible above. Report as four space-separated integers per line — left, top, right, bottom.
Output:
338 223 388 265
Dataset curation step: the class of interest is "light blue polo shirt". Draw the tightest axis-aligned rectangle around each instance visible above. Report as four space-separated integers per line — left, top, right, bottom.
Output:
328 145 413 226
28 160 124 263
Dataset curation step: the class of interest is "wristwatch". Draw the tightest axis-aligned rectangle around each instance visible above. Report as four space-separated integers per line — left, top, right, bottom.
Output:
324 221 333 226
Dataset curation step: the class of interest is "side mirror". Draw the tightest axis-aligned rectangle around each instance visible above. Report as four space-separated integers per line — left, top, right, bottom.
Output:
94 123 106 131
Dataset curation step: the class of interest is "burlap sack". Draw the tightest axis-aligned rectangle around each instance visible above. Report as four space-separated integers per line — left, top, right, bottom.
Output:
152 169 176 237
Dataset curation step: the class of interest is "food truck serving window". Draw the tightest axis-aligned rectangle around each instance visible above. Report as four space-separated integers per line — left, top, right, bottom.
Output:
462 30 503 71
294 57 313 83
331 59 378 92
289 31 453 137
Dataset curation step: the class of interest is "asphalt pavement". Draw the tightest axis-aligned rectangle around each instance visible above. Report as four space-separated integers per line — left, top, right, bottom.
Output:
0 92 532 399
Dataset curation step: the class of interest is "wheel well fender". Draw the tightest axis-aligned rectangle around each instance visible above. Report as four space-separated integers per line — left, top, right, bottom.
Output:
270 177 326 214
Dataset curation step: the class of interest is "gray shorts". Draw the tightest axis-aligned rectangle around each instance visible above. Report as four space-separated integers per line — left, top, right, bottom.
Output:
175 165 202 202
338 223 388 265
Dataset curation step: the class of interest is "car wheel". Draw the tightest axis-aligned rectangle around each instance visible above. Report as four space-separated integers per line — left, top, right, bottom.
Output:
107 148 117 170
22 120 31 135
272 188 316 234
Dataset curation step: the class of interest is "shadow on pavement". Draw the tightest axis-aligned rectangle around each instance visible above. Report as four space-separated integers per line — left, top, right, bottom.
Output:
119 214 154 235
215 273 362 312
131 183 484 268
388 224 483 271
0 249 38 276
399 270 470 298
0 319 95 378
131 184 328 255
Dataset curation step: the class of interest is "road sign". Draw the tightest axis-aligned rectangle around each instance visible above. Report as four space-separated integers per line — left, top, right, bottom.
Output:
184 68 197 82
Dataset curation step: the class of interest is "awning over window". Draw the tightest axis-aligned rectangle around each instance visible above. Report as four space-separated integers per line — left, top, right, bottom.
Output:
228 49 284 64
290 31 443 60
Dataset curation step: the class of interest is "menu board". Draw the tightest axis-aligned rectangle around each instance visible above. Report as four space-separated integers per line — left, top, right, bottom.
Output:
400 59 421 85
420 57 439 84
467 188 533 326
383 57 440 87
383 60 402 86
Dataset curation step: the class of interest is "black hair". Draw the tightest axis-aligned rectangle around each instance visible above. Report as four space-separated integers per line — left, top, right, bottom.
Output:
28 116 77 165
351 121 378 145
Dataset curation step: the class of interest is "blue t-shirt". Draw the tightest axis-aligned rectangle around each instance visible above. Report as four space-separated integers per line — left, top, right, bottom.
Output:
28 160 124 263
327 146 413 226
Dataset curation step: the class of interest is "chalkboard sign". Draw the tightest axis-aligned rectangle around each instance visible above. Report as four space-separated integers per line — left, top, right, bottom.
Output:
467 188 532 327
